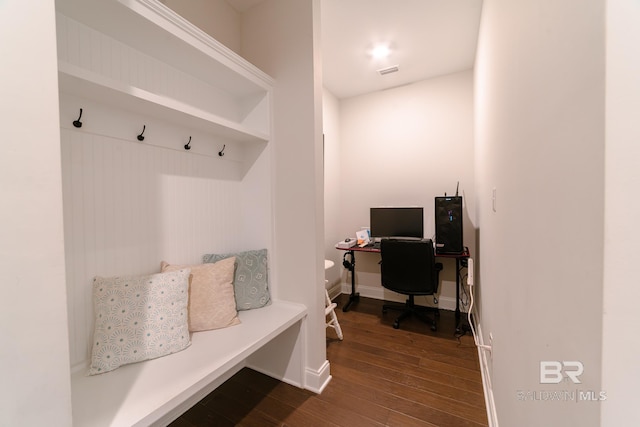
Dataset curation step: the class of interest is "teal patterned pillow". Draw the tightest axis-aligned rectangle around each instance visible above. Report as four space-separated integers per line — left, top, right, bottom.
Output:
202 249 271 310
88 269 191 375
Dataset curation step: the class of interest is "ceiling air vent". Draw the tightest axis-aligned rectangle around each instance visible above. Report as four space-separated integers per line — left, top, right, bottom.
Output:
377 65 399 76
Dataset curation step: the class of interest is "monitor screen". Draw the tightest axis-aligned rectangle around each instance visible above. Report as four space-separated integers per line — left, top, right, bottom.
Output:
370 207 424 239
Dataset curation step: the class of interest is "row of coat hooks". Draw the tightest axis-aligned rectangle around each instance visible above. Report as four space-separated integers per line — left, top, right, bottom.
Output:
72 108 226 156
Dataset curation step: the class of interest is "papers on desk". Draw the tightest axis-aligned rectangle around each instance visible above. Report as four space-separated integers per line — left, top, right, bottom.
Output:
356 229 370 246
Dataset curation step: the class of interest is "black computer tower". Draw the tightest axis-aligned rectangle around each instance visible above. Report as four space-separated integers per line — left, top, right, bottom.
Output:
435 196 463 254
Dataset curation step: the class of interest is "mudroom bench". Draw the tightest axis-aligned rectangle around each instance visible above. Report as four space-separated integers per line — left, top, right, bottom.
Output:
70 300 307 427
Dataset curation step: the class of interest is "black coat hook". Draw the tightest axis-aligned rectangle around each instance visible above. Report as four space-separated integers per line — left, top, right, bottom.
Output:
218 144 226 157
137 125 146 141
184 136 192 150
73 108 83 128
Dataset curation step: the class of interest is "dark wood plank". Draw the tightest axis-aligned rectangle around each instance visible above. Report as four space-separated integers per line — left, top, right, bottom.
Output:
171 296 488 427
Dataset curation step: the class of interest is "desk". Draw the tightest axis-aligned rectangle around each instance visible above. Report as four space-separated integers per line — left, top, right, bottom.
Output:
336 244 470 333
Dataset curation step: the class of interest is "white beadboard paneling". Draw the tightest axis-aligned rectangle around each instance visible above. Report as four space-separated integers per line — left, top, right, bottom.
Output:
89 25 101 74
58 92 250 166
56 13 68 62
61 118 261 369
109 36 122 83
78 18 92 72
60 131 76 360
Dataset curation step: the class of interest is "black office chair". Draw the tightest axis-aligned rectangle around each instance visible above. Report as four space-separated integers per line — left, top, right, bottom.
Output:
380 238 443 330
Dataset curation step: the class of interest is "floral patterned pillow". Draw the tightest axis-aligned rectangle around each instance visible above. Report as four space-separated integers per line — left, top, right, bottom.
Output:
202 249 270 310
88 269 191 375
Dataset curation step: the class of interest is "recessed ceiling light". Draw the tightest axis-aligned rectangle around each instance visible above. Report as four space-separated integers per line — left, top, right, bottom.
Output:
371 44 391 59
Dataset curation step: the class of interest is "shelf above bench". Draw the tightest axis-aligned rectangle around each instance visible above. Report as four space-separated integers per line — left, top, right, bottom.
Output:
56 0 273 94
58 62 270 145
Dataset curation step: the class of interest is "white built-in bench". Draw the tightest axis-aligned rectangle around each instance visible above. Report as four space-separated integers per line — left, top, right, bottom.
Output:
71 300 307 427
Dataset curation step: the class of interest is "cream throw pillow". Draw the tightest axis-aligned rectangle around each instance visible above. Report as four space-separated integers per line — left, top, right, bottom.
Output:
161 258 240 332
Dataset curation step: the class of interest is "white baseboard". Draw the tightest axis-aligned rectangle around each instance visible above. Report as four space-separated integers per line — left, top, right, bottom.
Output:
474 321 498 427
340 282 460 312
304 360 332 394
327 282 342 300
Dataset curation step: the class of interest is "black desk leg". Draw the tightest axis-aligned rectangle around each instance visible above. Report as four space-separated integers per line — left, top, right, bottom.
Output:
342 250 360 312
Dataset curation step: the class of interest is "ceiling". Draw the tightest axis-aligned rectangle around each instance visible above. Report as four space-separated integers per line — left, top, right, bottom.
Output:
321 0 483 99
227 0 483 99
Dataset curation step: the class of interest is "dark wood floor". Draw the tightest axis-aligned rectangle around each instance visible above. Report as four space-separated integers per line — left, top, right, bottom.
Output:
170 295 488 426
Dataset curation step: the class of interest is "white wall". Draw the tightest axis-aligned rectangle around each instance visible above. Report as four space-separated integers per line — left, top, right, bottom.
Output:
0 0 72 425
601 1 640 425
335 70 476 310
241 0 329 392
323 88 342 294
163 0 241 53
475 0 604 425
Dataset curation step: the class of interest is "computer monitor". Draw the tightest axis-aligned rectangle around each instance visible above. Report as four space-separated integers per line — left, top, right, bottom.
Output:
370 207 424 239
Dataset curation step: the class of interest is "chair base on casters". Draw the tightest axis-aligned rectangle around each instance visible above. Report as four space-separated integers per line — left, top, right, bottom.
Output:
382 295 439 331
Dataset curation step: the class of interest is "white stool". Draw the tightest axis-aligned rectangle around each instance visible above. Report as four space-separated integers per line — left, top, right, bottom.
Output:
324 260 343 340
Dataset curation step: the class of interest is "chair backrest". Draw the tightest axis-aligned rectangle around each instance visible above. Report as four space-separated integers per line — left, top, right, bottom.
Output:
380 238 439 296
